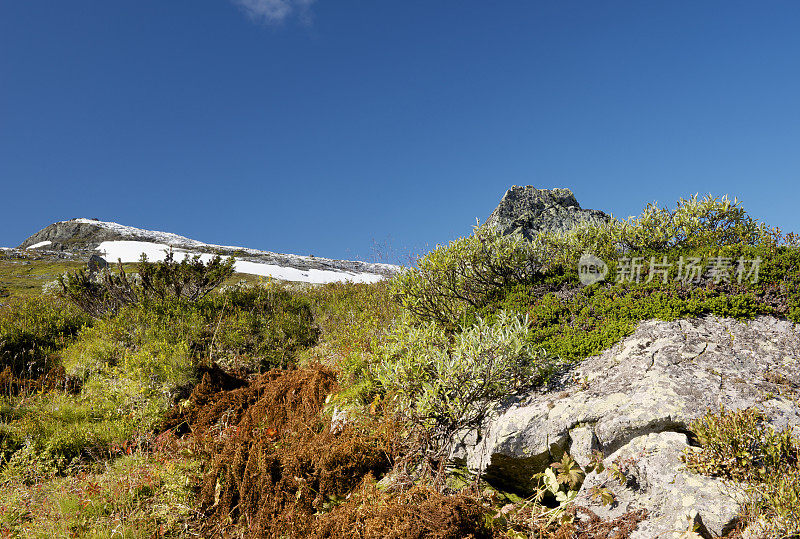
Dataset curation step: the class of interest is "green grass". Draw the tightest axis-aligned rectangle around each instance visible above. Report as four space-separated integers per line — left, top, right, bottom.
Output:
0 451 201 538
0 255 86 299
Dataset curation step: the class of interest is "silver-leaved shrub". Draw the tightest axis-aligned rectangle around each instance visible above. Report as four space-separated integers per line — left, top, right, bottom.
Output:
374 310 557 452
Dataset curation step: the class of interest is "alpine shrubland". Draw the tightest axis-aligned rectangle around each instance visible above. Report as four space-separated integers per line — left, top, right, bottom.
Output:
1 193 800 537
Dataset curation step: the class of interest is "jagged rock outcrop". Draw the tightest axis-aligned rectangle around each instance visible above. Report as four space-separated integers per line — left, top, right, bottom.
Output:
19 218 143 252
453 315 800 536
484 186 610 239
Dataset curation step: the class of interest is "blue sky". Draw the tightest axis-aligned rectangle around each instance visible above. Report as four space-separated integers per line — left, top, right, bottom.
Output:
2 1 799 263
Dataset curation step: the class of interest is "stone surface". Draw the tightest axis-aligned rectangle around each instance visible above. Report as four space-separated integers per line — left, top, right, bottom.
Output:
456 314 800 533
87 254 108 273
575 432 741 538
484 186 610 240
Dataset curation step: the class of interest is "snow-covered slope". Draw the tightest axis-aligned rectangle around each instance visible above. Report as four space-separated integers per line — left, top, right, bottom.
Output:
18 219 400 284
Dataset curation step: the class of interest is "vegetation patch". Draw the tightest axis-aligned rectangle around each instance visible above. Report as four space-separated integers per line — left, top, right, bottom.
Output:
171 366 395 537
686 407 800 537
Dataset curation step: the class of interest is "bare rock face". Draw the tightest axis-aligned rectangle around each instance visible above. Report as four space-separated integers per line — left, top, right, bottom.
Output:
484 186 610 239
454 315 800 536
18 219 126 252
576 432 741 538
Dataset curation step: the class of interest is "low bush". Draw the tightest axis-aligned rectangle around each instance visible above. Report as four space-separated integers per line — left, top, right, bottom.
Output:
393 227 542 331
0 297 89 384
537 194 778 271
303 281 399 405
59 252 235 317
494 279 776 363
686 407 800 536
375 311 558 452
212 283 319 372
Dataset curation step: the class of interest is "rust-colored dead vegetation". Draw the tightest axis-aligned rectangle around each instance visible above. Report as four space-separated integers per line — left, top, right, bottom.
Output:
162 365 652 538
165 365 397 537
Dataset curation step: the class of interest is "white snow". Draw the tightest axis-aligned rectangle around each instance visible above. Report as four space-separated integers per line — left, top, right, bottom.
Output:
73 218 400 273
27 240 52 249
95 240 386 284
233 260 384 284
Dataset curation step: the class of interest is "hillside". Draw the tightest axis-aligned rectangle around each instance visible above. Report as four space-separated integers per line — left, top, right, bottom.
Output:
2 192 800 537
13 218 399 285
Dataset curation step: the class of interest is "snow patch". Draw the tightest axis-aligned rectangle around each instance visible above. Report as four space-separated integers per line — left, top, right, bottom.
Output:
95 241 386 284
73 218 399 272
27 241 52 249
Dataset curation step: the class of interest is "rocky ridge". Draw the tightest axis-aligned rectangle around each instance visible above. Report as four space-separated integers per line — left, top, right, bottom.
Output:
16 218 399 283
484 185 611 239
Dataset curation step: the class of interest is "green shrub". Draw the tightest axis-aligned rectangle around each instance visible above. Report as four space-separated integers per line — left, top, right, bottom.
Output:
0 297 89 381
535 194 776 272
686 407 800 536
0 393 136 478
375 311 558 450
59 252 235 317
686 407 797 482
392 227 543 330
303 281 399 404
493 280 775 363
212 283 319 372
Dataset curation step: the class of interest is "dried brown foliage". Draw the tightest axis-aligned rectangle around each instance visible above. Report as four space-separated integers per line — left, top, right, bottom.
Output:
311 479 493 538
503 505 648 539
167 365 393 537
163 366 653 538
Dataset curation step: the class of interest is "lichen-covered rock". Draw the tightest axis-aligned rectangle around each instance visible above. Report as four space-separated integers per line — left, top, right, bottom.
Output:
484 185 610 239
575 431 741 538
456 315 800 531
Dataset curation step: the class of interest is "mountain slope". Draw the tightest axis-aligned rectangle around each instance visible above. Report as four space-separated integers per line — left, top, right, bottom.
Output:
17 218 400 284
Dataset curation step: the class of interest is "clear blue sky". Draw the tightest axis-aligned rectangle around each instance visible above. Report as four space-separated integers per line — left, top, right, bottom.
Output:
2 1 799 263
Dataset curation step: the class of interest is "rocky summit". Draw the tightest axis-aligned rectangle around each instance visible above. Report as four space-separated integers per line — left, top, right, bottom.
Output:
484 185 610 239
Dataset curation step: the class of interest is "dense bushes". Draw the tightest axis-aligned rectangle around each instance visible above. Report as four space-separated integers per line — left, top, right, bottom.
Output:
537 194 778 271
375 312 557 450
1 258 320 489
392 226 543 331
0 297 89 381
374 193 800 460
59 252 235 317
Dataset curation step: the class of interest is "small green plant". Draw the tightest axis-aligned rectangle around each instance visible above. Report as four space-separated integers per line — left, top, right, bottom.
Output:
550 452 585 490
